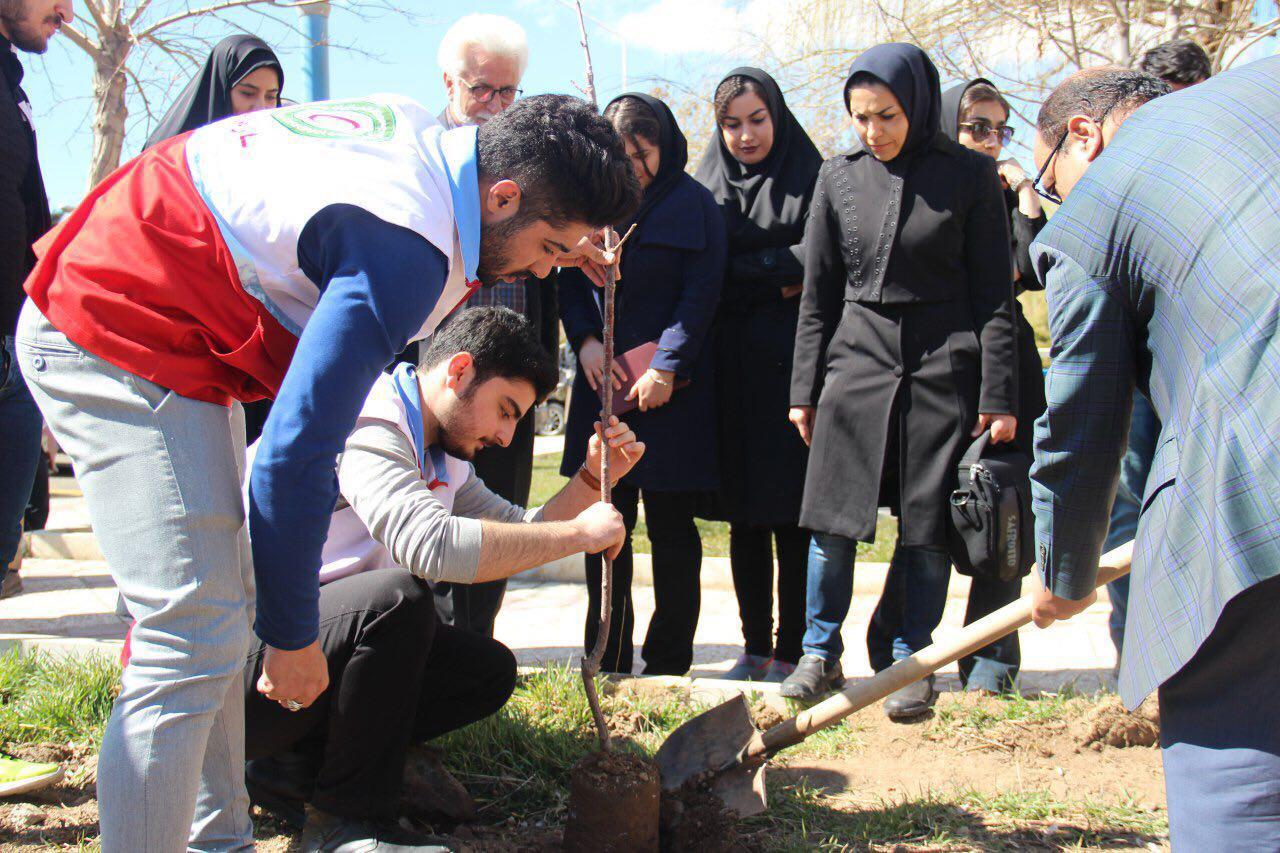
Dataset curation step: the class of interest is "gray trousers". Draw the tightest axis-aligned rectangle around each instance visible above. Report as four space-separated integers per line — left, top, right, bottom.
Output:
17 303 255 852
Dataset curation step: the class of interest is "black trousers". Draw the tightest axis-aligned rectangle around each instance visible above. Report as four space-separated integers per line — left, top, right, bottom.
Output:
243 570 517 820
584 485 703 675
728 522 810 663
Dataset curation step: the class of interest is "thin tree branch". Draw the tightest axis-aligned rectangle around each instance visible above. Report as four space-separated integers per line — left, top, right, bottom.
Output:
58 22 102 58
80 0 113 37
135 0 328 41
126 0 158 29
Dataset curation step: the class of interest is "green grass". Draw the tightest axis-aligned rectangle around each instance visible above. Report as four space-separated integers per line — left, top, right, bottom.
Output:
0 649 119 748
931 689 1084 736
0 659 1165 851
531 452 900 561
435 670 1165 850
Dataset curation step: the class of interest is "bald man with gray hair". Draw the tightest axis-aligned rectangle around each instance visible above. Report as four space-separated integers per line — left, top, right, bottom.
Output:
437 13 528 128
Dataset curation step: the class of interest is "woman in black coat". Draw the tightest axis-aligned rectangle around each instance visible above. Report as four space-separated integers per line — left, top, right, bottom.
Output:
781 45 1017 713
560 94 726 675
694 68 823 683
868 78 1047 695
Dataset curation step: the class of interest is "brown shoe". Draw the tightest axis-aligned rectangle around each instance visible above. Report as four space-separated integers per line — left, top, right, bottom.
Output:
0 569 23 600
400 745 477 823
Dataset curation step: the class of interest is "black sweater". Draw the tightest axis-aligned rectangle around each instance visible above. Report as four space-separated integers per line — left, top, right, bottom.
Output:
1 36 52 336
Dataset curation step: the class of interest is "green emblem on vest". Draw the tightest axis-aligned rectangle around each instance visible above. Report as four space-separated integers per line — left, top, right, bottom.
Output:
273 100 397 141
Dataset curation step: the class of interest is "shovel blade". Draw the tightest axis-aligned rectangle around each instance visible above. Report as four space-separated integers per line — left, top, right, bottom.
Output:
654 694 767 817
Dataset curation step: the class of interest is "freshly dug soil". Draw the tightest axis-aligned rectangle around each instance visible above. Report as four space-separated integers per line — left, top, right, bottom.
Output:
563 749 660 852
1077 695 1160 749
659 783 744 853
748 698 786 733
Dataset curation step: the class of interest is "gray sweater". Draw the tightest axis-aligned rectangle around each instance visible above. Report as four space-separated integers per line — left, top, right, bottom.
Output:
335 418 543 585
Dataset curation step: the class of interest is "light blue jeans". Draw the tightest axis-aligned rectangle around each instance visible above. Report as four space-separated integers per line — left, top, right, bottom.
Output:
802 532 950 663
17 302 255 852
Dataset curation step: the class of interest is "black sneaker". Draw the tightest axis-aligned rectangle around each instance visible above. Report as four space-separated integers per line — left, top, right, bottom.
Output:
299 806 454 852
883 674 937 721
246 749 318 831
779 654 845 701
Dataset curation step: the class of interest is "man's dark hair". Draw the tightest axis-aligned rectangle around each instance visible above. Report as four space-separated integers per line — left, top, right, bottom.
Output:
1139 39 1212 87
421 307 558 402
1036 67 1171 145
476 94 641 229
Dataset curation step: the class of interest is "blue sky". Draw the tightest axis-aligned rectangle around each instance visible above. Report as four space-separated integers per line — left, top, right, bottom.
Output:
26 0 740 208
21 0 1279 209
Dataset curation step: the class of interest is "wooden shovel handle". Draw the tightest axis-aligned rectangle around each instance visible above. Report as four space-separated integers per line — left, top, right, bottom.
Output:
748 541 1134 760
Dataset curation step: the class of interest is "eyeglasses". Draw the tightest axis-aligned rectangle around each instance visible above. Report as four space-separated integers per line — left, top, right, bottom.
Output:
959 120 1014 146
1031 127 1068 206
1031 98 1120 206
463 81 522 105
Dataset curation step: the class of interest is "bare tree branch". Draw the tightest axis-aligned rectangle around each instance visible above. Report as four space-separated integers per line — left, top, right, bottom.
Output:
80 0 113 37
59 22 102 58
136 0 327 41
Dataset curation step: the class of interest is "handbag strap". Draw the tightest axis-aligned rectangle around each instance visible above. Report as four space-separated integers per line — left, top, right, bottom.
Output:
960 431 992 470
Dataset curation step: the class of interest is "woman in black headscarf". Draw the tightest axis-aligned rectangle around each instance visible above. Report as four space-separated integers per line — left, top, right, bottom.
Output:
559 93 726 675
694 68 823 683
781 45 1016 714
145 34 283 150
146 35 284 444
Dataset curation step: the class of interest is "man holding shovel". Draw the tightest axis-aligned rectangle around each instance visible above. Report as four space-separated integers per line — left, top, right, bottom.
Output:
17 93 638 851
1028 59 1280 849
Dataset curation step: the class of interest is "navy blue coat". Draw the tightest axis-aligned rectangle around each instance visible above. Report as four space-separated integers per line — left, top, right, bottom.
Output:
559 174 727 492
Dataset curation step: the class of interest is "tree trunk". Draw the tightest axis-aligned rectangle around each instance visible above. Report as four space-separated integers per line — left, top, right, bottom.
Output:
87 34 130 190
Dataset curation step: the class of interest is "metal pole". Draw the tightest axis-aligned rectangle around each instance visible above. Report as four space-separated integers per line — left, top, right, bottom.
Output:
298 1 332 102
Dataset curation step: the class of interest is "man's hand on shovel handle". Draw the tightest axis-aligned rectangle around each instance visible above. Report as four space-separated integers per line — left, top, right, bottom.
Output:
1031 577 1097 628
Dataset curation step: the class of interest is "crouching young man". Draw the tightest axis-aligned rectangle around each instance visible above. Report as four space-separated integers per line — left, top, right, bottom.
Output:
243 308 643 851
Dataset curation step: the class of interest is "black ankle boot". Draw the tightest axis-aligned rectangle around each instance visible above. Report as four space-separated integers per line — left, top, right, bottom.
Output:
779 654 845 701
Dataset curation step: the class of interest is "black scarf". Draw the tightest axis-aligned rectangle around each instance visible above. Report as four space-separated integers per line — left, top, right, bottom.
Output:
694 67 823 255
843 42 943 163
144 35 282 150
605 92 688 229
940 76 997 142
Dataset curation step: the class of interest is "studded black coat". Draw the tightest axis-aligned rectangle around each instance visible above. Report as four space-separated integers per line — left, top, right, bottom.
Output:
790 134 1016 545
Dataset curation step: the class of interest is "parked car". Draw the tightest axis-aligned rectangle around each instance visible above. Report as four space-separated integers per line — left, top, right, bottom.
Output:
535 342 574 437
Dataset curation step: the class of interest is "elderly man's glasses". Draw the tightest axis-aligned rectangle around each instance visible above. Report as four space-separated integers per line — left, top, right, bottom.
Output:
464 81 522 104
959 120 1014 146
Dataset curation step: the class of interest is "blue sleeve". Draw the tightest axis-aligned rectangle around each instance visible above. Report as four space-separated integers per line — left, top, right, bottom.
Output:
248 204 449 649
557 266 603 354
1030 245 1135 600
651 195 727 377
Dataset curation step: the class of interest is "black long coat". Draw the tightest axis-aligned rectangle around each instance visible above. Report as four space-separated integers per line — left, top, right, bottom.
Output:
791 135 1015 546
559 176 726 492
1007 187 1048 456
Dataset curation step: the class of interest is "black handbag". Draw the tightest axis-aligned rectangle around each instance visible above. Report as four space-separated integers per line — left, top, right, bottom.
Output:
947 432 1035 583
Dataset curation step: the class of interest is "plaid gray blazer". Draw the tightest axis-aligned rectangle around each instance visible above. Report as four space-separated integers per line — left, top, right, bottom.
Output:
1030 56 1280 707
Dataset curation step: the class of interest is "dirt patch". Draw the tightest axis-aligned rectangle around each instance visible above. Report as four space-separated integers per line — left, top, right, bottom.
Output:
748 698 786 733
1076 695 1160 750
660 783 746 853
0 743 100 851
774 691 1165 809
563 749 660 852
